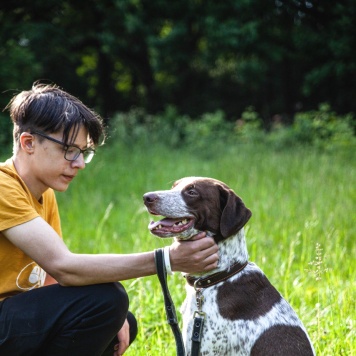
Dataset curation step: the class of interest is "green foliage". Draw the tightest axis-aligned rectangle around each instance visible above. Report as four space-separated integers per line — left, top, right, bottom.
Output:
108 106 190 148
0 1 355 119
0 113 13 153
267 103 356 151
234 106 265 143
184 110 234 151
1 102 354 156
293 103 355 149
0 38 42 91
108 104 355 153
109 107 234 155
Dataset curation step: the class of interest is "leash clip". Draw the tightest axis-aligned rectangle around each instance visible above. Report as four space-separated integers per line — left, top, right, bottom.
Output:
195 290 204 313
191 280 206 355
193 277 202 291
193 310 206 319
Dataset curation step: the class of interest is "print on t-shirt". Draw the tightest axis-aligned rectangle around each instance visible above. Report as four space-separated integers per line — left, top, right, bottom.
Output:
16 262 46 291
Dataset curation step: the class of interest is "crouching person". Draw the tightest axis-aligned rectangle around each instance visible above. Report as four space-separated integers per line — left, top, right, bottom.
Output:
0 82 219 355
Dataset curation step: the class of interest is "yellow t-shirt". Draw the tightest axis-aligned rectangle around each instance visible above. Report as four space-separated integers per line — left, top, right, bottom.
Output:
0 159 62 301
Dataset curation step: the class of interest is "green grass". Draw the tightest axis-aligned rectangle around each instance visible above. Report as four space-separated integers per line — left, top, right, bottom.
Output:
55 139 355 356
2 139 355 355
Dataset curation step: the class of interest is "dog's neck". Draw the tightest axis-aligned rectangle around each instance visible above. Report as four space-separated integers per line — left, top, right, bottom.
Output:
184 228 249 279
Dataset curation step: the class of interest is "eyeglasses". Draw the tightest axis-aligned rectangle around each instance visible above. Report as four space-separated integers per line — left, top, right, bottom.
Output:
31 130 95 163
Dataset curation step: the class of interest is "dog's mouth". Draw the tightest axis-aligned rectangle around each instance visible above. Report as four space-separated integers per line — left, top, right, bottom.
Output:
148 217 195 238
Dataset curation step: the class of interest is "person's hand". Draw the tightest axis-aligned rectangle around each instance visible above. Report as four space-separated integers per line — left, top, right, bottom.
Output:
169 232 219 274
113 319 130 355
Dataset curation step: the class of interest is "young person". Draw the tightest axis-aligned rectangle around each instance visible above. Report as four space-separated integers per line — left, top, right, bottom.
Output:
0 82 219 356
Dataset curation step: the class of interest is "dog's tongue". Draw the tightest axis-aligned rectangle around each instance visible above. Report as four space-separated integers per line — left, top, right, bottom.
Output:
149 218 183 230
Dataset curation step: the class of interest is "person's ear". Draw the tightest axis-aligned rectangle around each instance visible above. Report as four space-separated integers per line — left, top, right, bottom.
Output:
20 132 35 155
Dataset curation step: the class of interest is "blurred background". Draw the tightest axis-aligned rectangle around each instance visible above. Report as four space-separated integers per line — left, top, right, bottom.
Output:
0 0 355 151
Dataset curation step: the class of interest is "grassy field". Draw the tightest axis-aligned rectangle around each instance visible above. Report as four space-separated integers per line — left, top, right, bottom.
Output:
53 138 355 356
2 138 354 355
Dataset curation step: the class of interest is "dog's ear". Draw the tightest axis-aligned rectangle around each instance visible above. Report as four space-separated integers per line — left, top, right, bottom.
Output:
219 185 252 238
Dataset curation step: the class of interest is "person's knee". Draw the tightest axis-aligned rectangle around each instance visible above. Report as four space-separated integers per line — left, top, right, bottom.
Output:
74 282 129 332
93 282 129 320
102 282 129 310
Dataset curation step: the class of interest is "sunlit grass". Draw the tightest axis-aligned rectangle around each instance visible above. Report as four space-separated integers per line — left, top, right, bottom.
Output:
2 137 354 355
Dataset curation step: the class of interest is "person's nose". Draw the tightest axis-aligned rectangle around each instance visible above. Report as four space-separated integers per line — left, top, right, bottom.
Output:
71 153 86 169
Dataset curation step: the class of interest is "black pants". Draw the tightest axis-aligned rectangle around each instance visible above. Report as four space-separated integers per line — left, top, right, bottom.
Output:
0 282 137 356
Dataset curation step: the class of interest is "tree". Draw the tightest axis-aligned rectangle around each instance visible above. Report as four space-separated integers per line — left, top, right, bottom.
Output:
0 0 354 133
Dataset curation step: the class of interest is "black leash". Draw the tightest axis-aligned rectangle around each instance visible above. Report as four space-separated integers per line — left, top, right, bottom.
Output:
155 250 249 356
154 248 186 356
191 310 205 356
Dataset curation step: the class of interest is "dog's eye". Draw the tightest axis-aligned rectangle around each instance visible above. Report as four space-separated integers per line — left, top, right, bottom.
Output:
186 188 198 196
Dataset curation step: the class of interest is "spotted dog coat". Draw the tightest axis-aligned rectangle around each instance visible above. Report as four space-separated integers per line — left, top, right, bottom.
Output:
143 177 315 356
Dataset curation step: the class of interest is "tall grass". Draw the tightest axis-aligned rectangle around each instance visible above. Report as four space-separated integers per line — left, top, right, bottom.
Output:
2 135 353 355
51 138 355 356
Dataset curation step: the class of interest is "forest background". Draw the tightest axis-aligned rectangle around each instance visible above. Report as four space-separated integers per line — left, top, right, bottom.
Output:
0 1 355 355
0 0 355 146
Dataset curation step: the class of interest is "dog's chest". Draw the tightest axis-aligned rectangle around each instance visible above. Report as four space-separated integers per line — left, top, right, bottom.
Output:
179 267 312 356
180 275 256 355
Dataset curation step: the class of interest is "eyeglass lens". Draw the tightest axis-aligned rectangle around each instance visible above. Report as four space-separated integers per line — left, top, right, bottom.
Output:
65 147 95 163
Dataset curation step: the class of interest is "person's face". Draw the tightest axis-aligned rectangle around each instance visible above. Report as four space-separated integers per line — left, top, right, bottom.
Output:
23 126 92 197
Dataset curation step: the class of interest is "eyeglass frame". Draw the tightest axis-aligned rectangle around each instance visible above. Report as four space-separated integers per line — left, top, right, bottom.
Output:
30 130 96 163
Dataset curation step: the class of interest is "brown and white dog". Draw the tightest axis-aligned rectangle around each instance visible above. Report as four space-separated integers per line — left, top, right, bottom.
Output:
143 177 315 355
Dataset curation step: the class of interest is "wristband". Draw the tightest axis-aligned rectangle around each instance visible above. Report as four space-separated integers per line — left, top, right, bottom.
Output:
164 246 173 275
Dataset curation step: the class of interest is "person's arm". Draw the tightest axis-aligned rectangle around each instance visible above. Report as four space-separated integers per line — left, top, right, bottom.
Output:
3 217 218 286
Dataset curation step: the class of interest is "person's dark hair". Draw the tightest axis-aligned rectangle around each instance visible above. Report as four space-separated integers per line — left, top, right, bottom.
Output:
6 81 105 149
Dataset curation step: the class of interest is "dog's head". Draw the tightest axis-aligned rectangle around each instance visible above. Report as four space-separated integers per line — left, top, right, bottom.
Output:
143 177 252 242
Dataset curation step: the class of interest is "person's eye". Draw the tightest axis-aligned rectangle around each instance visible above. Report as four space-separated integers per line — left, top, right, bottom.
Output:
66 146 77 154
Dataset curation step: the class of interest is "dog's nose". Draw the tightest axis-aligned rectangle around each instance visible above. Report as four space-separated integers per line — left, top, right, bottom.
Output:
143 192 159 204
